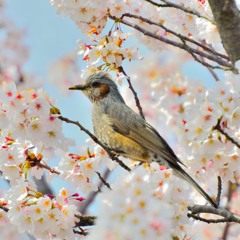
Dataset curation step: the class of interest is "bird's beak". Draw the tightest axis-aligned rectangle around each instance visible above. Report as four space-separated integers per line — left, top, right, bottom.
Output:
68 84 87 90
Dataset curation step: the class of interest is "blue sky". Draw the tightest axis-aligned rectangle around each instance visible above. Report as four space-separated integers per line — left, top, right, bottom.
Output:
6 0 80 75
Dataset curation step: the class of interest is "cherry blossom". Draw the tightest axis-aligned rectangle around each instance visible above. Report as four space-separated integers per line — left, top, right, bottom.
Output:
87 164 192 240
6 184 79 239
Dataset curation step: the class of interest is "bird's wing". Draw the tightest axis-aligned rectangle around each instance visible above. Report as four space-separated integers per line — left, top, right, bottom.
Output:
106 103 184 167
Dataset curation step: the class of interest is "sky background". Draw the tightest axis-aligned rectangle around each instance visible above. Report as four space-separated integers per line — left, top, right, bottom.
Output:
7 0 80 75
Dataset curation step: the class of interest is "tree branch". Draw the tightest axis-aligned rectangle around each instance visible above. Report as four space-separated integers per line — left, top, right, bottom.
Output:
180 37 223 70
222 182 235 240
111 15 235 71
145 0 213 22
118 66 145 120
122 13 229 61
188 204 240 223
208 0 240 63
59 116 131 172
188 213 233 223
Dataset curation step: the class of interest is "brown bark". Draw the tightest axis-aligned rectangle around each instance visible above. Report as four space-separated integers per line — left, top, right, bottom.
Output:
208 0 240 64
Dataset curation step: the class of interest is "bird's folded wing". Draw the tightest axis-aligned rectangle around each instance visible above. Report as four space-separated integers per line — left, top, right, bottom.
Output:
107 104 184 167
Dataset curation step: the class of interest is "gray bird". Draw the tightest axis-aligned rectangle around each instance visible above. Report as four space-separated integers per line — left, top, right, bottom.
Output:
69 71 217 208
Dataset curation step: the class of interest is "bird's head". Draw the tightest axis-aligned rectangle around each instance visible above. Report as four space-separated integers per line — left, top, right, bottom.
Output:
69 71 124 103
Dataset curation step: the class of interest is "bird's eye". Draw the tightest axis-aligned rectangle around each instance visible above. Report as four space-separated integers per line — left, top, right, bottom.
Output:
91 81 100 88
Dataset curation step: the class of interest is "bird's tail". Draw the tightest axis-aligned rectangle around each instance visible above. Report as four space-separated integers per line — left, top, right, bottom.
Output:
172 165 218 208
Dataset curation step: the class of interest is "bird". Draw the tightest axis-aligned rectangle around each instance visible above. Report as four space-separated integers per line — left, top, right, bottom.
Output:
69 71 217 208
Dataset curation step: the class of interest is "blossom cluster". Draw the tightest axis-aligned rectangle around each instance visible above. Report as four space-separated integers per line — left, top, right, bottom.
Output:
0 81 73 184
155 73 240 183
58 145 118 194
0 78 87 239
50 0 212 39
125 53 240 186
0 204 26 240
5 183 79 239
77 30 140 76
50 0 223 72
48 1 142 76
50 0 108 35
87 164 192 240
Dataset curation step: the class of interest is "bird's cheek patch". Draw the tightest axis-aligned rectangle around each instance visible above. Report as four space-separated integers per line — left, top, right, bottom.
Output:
99 84 110 97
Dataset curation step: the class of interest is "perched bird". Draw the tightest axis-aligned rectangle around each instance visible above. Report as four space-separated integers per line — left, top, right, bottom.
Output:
69 71 217 208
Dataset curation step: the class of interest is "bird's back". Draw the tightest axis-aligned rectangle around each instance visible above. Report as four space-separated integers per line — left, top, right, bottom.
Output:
92 100 152 162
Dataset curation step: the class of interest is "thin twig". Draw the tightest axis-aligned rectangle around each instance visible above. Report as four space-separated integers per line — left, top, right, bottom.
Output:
222 182 235 240
0 204 9 212
118 66 145 120
32 153 113 194
199 43 221 82
73 229 88 236
145 0 213 23
75 215 96 227
208 68 221 81
96 171 112 189
37 162 60 175
214 117 240 149
79 169 111 215
59 116 131 172
222 220 231 239
217 176 222 206
203 60 221 82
